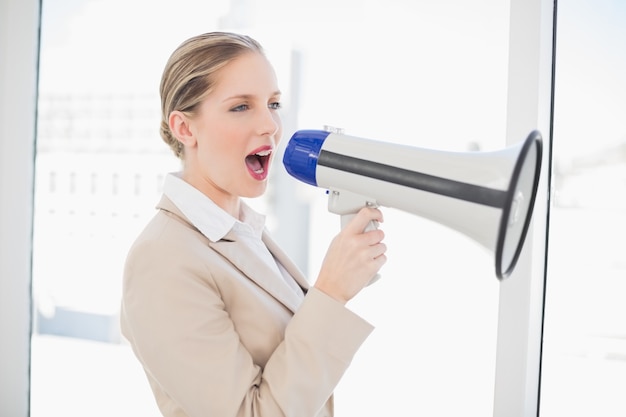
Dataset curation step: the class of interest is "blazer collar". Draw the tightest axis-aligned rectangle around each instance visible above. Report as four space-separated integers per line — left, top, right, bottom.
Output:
157 195 309 313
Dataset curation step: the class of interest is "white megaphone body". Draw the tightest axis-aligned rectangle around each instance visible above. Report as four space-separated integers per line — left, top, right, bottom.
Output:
282 128 542 280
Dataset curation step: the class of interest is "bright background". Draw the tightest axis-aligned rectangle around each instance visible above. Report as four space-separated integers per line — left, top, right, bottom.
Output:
29 1 625 416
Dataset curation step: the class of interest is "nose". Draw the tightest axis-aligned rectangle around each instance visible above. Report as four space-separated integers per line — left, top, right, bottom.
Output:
258 107 281 137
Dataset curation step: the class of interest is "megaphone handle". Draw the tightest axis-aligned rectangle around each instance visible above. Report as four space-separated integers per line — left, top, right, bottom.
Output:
339 213 379 232
340 213 382 286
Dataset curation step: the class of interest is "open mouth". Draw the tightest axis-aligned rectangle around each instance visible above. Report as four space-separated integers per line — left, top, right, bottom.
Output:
245 148 272 178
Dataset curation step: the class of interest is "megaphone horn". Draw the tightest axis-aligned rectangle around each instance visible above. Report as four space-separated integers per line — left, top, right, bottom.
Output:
282 129 543 280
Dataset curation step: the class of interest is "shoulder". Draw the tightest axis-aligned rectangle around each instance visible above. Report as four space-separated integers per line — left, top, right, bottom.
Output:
123 205 216 283
132 207 202 251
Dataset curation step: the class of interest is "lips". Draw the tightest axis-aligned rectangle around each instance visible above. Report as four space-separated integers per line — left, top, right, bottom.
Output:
245 147 272 180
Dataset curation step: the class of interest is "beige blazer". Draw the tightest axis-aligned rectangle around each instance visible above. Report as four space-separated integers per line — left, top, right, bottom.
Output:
121 196 373 417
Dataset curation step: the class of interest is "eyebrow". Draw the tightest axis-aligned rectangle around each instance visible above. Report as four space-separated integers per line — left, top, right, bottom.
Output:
222 91 282 102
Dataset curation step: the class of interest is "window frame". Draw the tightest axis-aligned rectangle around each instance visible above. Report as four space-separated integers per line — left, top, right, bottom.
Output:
494 1 555 416
0 0 41 415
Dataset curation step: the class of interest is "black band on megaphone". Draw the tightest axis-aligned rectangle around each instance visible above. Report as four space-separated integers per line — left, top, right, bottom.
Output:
318 150 508 208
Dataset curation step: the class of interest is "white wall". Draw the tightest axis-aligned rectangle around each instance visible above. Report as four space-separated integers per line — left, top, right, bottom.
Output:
0 0 40 415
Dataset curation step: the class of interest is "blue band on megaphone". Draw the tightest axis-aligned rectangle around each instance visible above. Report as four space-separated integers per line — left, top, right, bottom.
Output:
283 129 330 186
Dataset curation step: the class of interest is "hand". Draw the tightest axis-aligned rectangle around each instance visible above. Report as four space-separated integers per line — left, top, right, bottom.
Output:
314 207 387 304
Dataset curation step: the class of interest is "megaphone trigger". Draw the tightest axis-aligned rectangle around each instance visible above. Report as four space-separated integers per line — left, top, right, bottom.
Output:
328 189 380 233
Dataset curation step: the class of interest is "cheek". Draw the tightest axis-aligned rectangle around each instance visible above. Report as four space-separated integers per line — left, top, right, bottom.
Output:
196 130 233 166
210 129 249 168
202 122 235 151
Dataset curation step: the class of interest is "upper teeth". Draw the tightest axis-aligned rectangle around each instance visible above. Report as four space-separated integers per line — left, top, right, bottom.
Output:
255 150 271 156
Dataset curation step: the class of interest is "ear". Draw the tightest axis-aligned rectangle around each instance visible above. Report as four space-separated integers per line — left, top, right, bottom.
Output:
169 111 196 148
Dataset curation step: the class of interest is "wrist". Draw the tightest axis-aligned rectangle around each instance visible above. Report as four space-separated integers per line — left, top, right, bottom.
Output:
313 283 348 305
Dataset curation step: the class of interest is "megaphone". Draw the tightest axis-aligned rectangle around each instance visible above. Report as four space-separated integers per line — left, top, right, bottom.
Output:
282 128 543 280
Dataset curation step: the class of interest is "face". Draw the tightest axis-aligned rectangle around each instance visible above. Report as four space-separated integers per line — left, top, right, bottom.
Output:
180 52 282 214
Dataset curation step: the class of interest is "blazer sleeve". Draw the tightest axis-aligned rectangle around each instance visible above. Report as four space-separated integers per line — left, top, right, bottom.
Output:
262 288 374 416
121 217 373 417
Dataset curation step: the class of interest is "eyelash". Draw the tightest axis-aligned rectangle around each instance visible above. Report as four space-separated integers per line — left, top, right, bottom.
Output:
230 102 282 112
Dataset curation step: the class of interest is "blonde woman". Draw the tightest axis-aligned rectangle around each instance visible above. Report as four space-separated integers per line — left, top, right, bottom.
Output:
121 32 386 417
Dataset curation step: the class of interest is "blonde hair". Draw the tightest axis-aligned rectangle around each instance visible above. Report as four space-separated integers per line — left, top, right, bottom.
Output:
159 32 264 159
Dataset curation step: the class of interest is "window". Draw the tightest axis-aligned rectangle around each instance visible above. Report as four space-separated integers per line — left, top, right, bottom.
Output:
30 1 514 415
540 1 626 415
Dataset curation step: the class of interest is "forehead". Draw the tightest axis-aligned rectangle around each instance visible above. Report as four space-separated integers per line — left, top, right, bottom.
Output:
211 52 280 97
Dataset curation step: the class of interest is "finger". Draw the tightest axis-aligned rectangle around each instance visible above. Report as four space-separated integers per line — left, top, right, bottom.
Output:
369 242 387 260
373 253 387 267
364 250 387 277
363 228 385 246
355 242 386 267
343 207 384 234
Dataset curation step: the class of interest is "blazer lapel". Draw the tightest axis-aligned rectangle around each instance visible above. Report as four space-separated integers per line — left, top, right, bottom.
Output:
209 235 305 313
262 231 310 293
157 195 307 313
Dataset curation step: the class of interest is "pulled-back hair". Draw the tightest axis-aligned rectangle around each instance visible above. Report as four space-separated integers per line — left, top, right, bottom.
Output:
159 32 264 159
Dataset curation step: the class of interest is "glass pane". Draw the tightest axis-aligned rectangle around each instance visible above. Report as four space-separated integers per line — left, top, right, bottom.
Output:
31 1 510 415
540 1 626 416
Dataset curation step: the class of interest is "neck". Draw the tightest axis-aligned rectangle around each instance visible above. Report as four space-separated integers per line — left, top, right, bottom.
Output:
181 171 241 219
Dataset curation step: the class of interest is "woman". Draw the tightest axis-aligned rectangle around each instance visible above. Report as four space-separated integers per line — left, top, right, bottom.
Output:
121 31 387 417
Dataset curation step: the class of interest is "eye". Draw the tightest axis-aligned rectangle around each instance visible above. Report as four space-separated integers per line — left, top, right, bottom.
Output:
230 104 249 112
269 101 282 110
